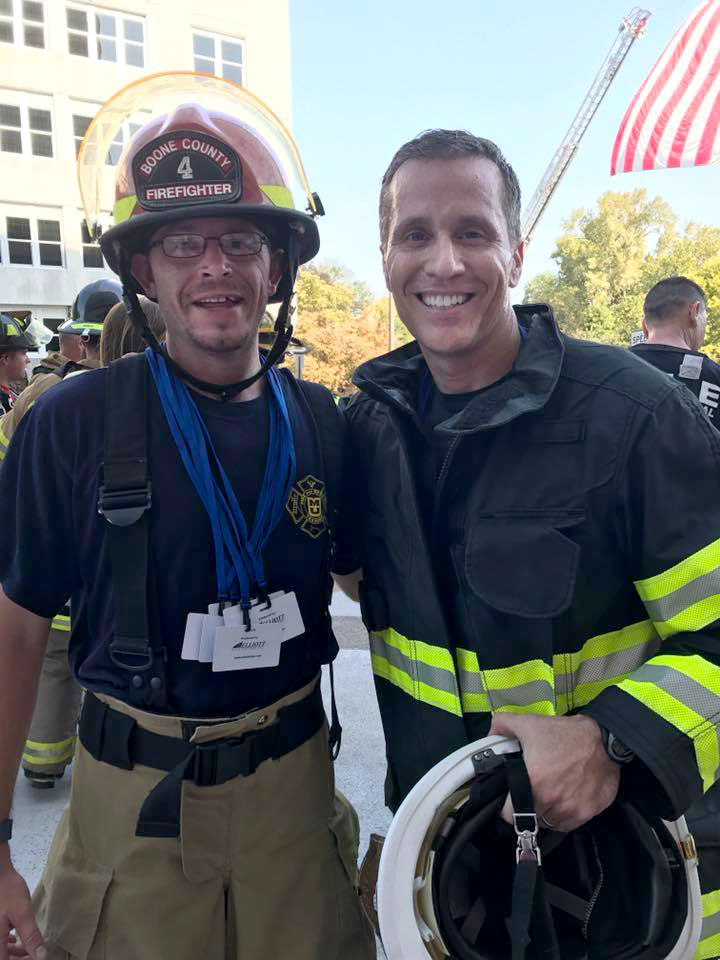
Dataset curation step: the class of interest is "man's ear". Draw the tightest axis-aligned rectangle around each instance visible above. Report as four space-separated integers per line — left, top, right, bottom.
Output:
642 319 650 339
381 243 390 290
131 253 155 298
508 240 524 289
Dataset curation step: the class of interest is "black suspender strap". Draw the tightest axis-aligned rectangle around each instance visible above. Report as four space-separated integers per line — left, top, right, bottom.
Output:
99 354 166 708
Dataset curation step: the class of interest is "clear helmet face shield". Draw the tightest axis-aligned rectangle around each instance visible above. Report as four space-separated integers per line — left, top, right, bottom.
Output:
77 71 321 299
377 736 703 960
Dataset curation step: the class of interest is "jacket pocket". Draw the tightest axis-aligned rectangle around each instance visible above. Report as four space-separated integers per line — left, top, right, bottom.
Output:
37 856 112 959
464 513 583 618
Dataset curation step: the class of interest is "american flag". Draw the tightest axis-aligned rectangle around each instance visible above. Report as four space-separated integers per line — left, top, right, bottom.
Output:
611 0 720 174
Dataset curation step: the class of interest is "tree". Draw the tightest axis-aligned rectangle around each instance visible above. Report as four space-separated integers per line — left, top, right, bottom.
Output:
291 263 394 394
524 191 720 356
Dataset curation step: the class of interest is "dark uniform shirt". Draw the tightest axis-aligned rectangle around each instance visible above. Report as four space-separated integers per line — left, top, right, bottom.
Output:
0 365 357 717
631 342 720 424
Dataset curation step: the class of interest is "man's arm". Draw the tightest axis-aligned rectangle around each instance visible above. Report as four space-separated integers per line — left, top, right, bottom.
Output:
332 569 363 603
0 586 50 960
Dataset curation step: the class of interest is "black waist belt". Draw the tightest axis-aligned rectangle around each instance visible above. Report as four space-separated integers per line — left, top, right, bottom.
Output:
79 684 325 838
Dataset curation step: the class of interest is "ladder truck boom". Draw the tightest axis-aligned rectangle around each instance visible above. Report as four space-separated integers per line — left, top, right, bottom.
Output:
521 7 650 245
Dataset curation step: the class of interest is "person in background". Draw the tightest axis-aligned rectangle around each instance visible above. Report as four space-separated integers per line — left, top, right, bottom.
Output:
0 318 34 416
99 295 165 366
631 276 720 424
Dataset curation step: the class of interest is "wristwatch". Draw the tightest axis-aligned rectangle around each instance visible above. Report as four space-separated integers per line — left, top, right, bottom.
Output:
0 818 12 843
600 727 635 765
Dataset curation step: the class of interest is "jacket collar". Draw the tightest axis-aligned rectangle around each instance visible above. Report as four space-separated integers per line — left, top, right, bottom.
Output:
352 303 564 435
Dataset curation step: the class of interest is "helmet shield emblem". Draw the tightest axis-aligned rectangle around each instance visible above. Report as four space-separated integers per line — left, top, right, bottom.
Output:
132 130 242 211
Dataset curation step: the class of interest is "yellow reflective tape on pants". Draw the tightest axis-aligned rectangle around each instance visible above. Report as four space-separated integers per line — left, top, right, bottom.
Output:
51 613 70 632
23 736 76 766
620 661 720 790
457 648 555 715
0 423 8 461
554 620 661 711
369 629 462 717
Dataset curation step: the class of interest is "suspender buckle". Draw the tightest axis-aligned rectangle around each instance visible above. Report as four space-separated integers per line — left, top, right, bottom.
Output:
514 813 541 865
98 482 152 526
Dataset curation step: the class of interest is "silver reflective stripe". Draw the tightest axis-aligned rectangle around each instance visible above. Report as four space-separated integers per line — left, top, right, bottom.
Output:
702 909 720 941
630 664 720 721
643 567 720 623
370 633 459 697
481 678 554 709
555 638 661 695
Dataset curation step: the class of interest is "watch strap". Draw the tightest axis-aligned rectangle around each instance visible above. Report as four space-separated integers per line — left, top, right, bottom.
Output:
0 818 12 843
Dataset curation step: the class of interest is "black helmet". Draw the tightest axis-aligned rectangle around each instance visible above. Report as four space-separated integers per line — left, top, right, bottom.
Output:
59 279 123 339
0 314 37 351
377 737 702 960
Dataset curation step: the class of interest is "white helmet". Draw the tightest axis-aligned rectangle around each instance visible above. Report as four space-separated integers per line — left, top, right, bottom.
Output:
378 736 702 960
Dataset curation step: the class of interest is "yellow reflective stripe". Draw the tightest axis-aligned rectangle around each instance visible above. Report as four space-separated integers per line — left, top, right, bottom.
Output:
23 736 75 765
372 654 462 716
620 670 720 790
0 423 9 461
370 629 462 717
113 195 137 224
51 614 70 632
259 184 294 209
697 890 720 956
636 539 720 599
554 620 661 711
456 648 555 715
635 540 720 640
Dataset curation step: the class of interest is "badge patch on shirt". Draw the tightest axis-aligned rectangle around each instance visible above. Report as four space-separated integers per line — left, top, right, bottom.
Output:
133 130 242 210
285 475 327 539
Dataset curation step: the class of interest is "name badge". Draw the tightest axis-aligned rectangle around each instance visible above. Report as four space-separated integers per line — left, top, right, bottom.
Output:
212 616 284 672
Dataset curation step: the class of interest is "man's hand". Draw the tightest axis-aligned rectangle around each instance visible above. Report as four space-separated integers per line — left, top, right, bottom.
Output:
0 861 45 960
489 713 620 832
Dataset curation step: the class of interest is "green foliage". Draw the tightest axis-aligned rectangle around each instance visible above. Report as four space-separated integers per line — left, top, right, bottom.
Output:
524 190 720 350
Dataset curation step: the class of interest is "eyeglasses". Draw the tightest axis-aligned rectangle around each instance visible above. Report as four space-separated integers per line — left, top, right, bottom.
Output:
150 231 271 259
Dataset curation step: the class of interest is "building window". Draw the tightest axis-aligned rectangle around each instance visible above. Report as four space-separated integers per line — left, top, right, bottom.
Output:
193 31 243 86
7 216 32 264
0 99 52 156
0 104 21 153
28 107 52 156
0 0 46 49
72 113 92 156
106 118 141 165
81 221 103 267
38 219 61 265
4 213 62 267
66 5 144 67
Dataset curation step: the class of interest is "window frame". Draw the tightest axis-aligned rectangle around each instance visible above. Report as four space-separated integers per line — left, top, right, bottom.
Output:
66 3 145 67
192 29 244 87
0 92 53 158
0 0 47 51
1 206 63 269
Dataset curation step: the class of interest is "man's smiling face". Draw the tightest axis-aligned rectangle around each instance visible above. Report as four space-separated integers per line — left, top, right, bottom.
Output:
382 155 523 362
131 216 282 358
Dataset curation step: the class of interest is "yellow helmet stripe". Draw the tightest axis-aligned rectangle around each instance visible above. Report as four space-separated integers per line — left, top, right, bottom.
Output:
114 195 138 225
259 184 294 209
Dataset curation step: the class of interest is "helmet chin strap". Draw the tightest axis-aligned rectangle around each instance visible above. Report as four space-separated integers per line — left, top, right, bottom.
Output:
116 232 298 402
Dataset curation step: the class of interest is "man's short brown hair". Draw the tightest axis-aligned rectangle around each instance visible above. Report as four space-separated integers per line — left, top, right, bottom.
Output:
379 130 522 248
643 276 706 325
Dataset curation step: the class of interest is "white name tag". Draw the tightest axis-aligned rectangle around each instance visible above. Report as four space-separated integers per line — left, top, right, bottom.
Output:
212 617 284 672
270 591 305 641
198 614 224 663
181 612 205 661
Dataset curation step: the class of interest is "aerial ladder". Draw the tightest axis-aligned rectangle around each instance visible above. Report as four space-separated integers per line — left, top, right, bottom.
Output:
521 7 651 244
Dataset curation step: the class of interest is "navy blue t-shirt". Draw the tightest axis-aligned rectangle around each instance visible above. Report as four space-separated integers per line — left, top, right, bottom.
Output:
0 362 358 717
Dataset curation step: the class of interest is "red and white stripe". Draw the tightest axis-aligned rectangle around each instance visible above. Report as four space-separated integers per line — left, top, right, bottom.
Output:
611 0 720 174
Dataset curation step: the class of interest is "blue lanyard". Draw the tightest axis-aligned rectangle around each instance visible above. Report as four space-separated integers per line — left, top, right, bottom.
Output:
146 348 296 611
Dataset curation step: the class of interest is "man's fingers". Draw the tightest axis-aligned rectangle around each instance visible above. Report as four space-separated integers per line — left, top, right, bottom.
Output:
9 918 45 960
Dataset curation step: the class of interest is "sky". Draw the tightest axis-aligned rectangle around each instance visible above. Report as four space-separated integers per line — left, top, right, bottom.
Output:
289 0 719 296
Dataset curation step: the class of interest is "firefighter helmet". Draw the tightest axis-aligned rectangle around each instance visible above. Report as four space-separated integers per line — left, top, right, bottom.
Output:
59 279 123 339
79 72 321 304
377 736 702 960
0 314 37 352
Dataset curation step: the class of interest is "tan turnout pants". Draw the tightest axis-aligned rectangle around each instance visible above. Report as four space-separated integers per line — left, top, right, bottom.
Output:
32 675 376 959
22 626 82 777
